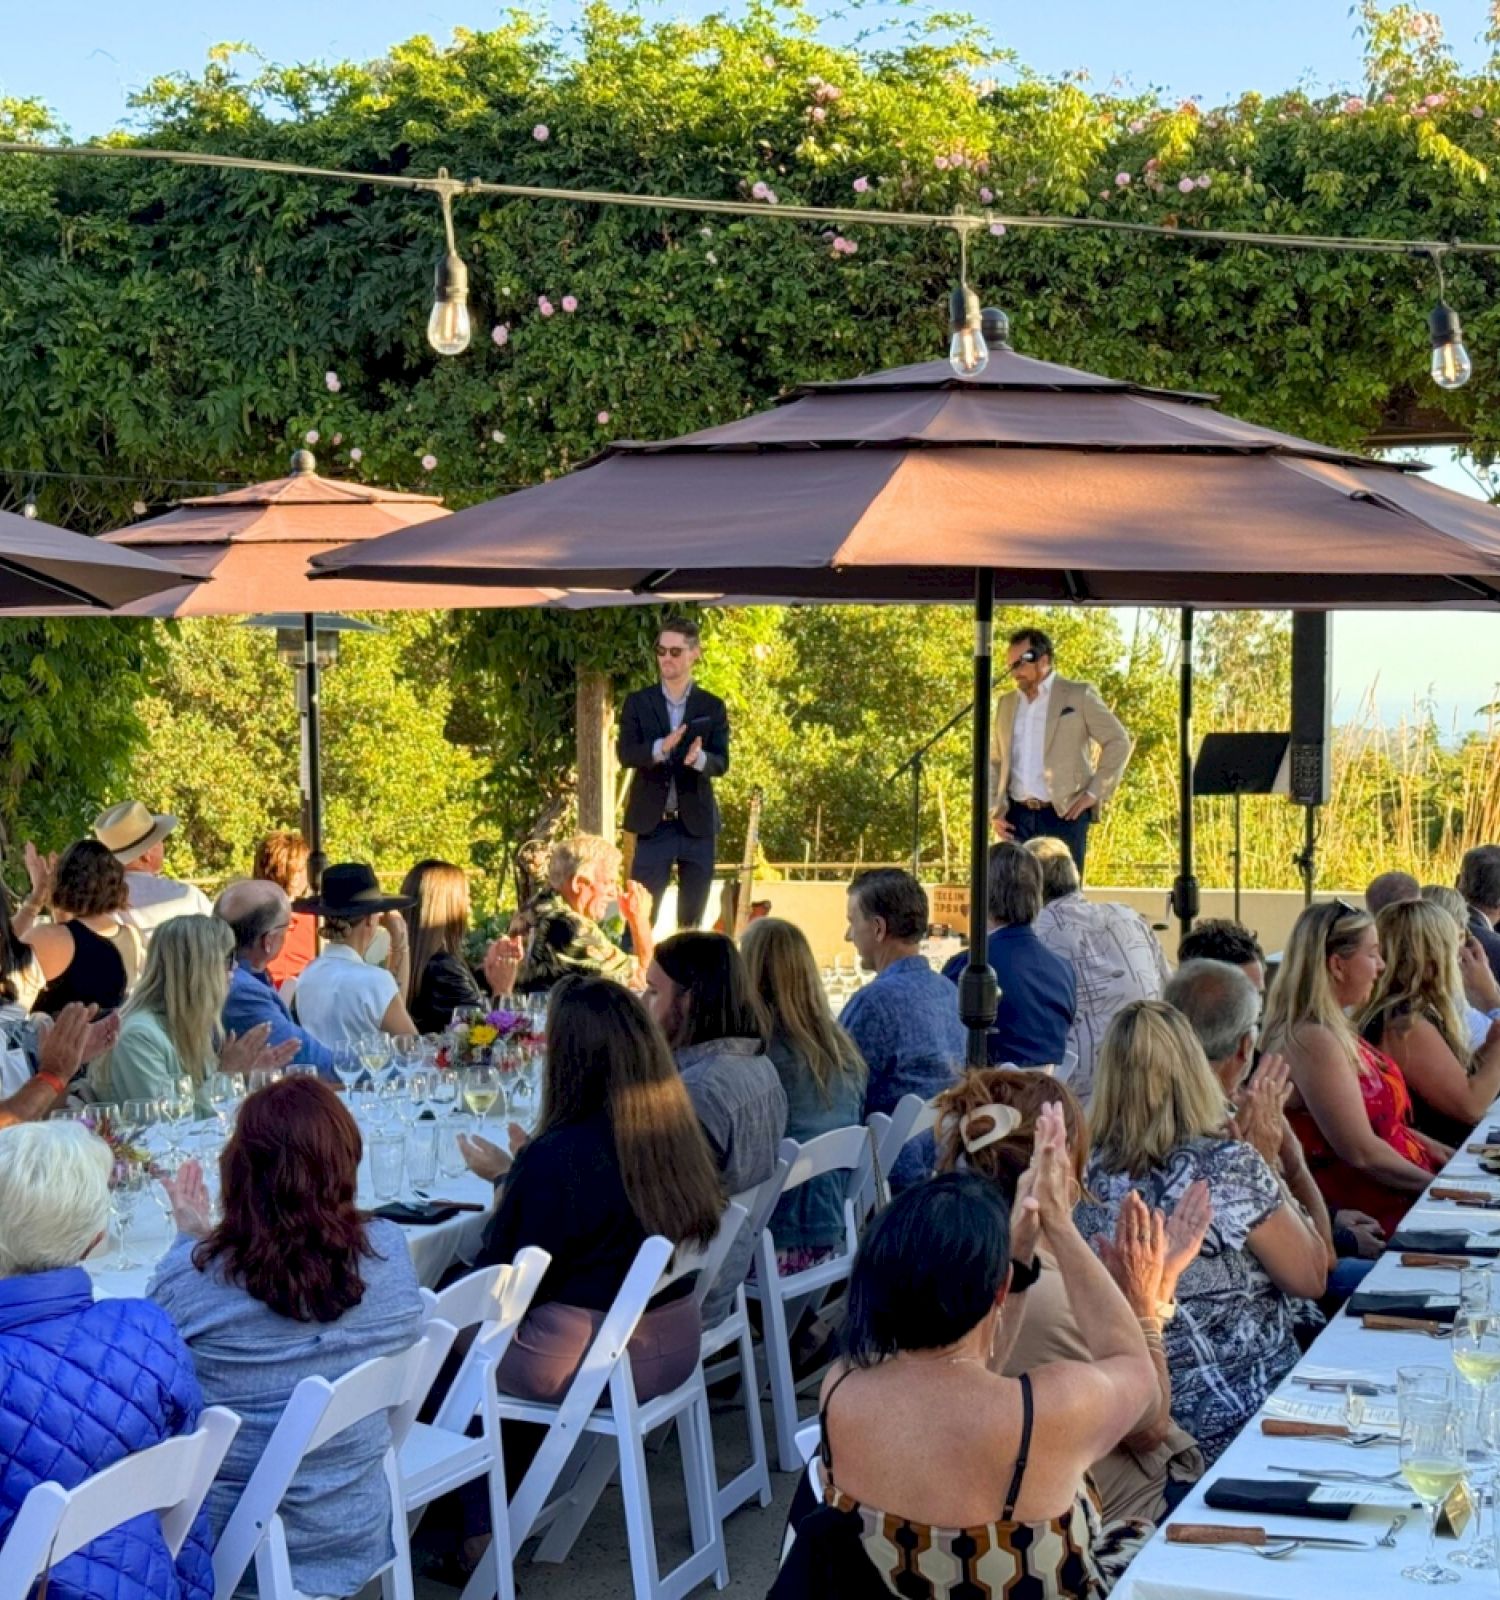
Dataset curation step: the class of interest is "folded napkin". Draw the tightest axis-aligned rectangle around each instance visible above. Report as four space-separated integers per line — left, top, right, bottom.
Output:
1203 1479 1355 1521
375 1200 462 1226
1389 1228 1500 1258
1347 1289 1459 1325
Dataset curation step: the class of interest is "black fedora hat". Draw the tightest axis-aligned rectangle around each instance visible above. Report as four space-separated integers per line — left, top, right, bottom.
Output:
293 862 413 917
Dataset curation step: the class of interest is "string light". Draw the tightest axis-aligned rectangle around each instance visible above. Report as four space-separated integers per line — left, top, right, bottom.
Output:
947 227 987 378
426 169 472 357
2 140 1495 394
1427 249 1473 391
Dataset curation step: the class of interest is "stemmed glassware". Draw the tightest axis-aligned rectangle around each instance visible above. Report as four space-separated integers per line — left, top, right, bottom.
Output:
1400 1391 1467 1585
108 1160 149 1269
161 1075 196 1155
357 1031 393 1087
462 1064 501 1130
205 1072 244 1132
331 1041 363 1095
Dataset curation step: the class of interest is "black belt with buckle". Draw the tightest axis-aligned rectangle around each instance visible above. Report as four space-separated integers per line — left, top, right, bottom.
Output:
1016 798 1046 811
662 809 680 822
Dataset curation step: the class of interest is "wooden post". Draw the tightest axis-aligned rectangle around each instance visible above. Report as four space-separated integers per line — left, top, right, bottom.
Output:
576 670 615 836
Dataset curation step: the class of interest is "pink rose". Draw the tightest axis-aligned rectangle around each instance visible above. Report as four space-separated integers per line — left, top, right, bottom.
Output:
304 429 319 444
532 124 549 141
538 297 555 317
935 155 949 170
853 176 869 193
324 370 340 392
1115 171 1131 186
989 221 1006 236
979 186 993 203
1425 93 1446 108
491 324 510 347
561 295 578 313
1196 174 1211 188
810 106 826 122
1128 118 1145 134
421 453 437 471
751 180 769 199
597 411 611 425
1178 176 1195 194
1344 96 1366 114
349 448 363 462
764 188 778 204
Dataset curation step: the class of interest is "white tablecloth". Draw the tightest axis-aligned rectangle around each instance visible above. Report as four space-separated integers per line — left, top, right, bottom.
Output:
1116 1116 1500 1598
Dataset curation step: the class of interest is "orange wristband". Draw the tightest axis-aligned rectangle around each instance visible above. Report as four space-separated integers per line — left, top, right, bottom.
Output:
35 1069 68 1098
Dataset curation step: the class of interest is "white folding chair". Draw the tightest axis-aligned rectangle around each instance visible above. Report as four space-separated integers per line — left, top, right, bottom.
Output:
746 1127 873 1471
0 1408 240 1600
211 1325 457 1600
876 1092 939 1186
698 1165 788 1522
399 1252 552 1600
465 1223 739 1600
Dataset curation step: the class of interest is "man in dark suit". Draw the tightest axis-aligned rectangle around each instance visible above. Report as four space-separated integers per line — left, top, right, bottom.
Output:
1460 845 1500 983
616 616 730 930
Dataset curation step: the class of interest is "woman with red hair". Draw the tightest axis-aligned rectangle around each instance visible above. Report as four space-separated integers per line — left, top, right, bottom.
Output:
151 1077 423 1599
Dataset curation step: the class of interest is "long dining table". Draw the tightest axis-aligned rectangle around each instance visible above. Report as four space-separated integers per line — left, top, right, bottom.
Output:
1116 1111 1500 1599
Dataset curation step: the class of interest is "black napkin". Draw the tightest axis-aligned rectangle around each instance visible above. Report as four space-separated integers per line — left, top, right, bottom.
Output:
1390 1227 1500 1258
1204 1479 1355 1521
1348 1289 1460 1325
375 1200 462 1226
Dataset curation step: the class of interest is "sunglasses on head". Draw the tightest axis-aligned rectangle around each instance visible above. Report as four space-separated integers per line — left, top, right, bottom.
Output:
656 644 691 658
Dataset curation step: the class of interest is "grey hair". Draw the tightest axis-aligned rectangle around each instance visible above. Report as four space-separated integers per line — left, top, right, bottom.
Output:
1023 835 1081 903
1164 958 1262 1066
0 1122 112 1276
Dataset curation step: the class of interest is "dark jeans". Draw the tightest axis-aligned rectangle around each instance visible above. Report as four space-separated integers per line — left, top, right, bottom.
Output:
630 817 716 928
1005 800 1091 876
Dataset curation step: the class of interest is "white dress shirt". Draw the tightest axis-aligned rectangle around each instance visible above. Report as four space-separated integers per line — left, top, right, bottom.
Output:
121 871 215 936
1008 670 1055 803
291 942 399 1047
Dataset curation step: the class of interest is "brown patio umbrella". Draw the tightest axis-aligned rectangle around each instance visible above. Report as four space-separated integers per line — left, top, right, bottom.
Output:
0 505 200 610
97 450 608 885
315 343 1500 1060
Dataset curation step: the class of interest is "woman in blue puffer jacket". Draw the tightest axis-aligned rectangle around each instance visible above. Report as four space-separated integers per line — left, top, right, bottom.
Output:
0 1119 214 1600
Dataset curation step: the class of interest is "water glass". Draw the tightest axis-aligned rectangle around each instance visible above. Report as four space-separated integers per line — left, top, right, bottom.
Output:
1451 1380 1500 1570
369 1132 405 1201
109 1161 148 1269
405 1122 439 1188
1401 1395 1466 1585
436 1116 470 1179
1400 1366 1457 1407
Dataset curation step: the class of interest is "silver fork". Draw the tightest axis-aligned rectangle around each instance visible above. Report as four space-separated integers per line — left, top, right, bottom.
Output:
1267 1462 1403 1483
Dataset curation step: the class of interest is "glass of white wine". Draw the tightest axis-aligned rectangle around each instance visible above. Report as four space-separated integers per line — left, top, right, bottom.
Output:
1454 1308 1500 1389
357 1032 393 1085
463 1064 501 1130
1400 1396 1466 1585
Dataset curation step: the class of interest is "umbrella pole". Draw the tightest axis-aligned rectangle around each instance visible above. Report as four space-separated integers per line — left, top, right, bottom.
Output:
960 568 999 1068
302 612 327 892
1171 607 1199 950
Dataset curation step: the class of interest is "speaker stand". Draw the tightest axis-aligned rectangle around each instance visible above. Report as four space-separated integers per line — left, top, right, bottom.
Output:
1293 806 1318 906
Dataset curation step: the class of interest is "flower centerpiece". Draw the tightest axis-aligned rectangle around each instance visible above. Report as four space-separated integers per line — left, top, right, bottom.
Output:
439 1007 540 1071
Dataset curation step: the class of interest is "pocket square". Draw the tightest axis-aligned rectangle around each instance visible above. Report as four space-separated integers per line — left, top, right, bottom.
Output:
1058 706 1076 717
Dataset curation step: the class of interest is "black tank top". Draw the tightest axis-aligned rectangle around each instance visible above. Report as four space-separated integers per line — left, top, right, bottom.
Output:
34 919 130 1017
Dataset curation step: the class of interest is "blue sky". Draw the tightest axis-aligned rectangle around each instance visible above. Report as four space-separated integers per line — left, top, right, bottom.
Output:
7 2 1500 729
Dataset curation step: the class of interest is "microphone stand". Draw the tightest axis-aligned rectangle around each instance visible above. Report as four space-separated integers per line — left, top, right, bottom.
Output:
887 703 974 878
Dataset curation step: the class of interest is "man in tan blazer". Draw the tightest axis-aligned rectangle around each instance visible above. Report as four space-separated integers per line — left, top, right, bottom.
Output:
989 627 1132 876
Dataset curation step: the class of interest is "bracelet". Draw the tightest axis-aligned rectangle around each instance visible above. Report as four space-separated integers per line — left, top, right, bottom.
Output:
34 1069 67 1098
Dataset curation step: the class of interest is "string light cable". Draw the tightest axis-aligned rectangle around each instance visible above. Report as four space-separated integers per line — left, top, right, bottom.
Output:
0 138 1489 387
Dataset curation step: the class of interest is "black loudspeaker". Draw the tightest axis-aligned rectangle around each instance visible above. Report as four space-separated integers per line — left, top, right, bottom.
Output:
1289 611 1331 807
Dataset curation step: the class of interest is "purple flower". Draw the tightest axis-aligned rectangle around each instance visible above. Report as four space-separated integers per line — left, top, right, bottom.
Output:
491 323 510 347
421 453 437 471
1115 171 1132 186
1178 176 1195 194
853 176 869 193
561 295 578 313
538 296 555 317
532 124 549 141
979 186 994 203
989 221 1006 237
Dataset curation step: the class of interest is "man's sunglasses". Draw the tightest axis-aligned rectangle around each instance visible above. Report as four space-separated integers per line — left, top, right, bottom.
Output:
1007 649 1040 673
656 645 691 658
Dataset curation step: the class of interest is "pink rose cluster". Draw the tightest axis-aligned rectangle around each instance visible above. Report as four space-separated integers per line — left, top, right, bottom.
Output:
751 180 779 204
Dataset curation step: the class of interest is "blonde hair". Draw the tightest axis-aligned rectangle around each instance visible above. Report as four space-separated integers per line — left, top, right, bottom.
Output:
1422 884 1470 931
0 1122 111 1275
1361 900 1470 1066
1088 1000 1229 1178
740 918 866 1102
96 914 232 1097
548 833 621 892
1261 900 1373 1075
401 859 471 987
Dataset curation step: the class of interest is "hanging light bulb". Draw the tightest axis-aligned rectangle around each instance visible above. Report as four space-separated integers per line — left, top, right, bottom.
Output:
1429 301 1472 390
21 497 37 520
426 171 472 357
948 282 989 379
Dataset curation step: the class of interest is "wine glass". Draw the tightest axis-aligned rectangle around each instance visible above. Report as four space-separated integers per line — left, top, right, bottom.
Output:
1400 1395 1467 1584
1453 1306 1500 1390
462 1064 501 1130
1450 1378 1500 1570
109 1160 148 1269
427 1070 458 1117
357 1031 393 1085
205 1072 244 1132
330 1041 363 1095
403 1068 435 1125
161 1075 196 1154
390 1034 423 1084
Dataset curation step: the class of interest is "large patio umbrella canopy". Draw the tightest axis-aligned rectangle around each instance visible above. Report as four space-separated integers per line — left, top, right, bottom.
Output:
309 350 1500 607
0 506 199 610
314 344 1500 1062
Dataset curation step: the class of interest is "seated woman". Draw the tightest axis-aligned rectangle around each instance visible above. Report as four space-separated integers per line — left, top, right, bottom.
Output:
151 1078 424 1599
645 931 788 1321
934 1068 1210 1528
92 914 297 1111
252 831 316 988
1360 899 1500 1146
0 1121 213 1600
776 1119 1156 1600
21 839 142 1016
1079 1001 1328 1466
466 975 722 1397
291 863 417 1045
741 917 867 1275
400 858 520 1034
1262 899 1444 1237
